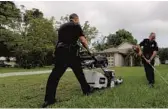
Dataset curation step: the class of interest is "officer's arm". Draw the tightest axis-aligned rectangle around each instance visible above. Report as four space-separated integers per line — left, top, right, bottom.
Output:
150 51 157 61
79 36 90 53
79 36 88 47
77 24 90 53
150 42 158 61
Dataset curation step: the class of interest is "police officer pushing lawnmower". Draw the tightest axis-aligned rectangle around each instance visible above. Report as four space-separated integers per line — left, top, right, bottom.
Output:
133 32 158 88
42 13 94 108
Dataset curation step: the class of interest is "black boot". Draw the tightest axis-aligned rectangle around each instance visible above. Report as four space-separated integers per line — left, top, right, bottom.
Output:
41 99 56 108
149 83 154 88
84 87 95 96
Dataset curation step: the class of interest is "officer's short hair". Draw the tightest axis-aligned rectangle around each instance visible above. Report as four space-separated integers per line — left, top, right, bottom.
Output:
69 13 78 21
150 32 155 36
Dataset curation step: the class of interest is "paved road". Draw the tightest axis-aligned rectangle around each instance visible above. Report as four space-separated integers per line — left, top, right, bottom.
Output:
0 69 72 78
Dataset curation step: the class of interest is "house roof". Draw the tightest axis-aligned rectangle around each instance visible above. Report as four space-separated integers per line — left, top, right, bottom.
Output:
116 42 134 49
97 42 133 54
96 42 160 58
98 48 129 54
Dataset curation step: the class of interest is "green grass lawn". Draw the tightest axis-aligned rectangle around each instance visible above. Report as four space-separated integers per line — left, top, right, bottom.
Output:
0 66 53 73
0 65 168 108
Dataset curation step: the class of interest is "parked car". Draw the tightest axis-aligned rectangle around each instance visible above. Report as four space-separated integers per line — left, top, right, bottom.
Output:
0 61 12 67
79 51 108 68
165 60 168 64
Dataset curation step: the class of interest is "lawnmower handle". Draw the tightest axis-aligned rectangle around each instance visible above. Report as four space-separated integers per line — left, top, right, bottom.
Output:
85 47 98 62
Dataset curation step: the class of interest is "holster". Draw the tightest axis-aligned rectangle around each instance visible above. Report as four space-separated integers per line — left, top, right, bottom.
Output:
56 41 80 56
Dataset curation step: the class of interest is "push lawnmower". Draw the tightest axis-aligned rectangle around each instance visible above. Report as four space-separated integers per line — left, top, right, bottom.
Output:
79 51 123 89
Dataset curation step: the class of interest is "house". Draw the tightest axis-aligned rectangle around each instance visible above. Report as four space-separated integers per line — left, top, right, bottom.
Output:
95 42 160 67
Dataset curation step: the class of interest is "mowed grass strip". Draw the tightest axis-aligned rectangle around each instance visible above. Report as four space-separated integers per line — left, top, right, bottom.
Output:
0 66 53 73
0 65 168 108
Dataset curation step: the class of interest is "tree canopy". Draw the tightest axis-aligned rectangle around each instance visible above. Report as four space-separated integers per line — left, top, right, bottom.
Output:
3 1 165 68
158 48 168 64
94 29 137 51
0 2 99 68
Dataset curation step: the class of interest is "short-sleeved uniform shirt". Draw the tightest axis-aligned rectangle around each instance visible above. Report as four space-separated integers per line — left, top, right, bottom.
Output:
58 21 85 44
139 38 158 59
55 21 85 64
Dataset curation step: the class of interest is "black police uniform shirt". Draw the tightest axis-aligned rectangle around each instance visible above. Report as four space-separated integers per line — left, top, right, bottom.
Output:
58 21 85 44
139 38 158 59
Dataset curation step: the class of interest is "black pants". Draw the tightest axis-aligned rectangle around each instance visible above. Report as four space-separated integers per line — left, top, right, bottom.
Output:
143 58 155 84
44 46 90 102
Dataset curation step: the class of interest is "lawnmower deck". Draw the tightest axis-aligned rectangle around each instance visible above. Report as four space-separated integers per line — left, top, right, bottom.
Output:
83 67 123 89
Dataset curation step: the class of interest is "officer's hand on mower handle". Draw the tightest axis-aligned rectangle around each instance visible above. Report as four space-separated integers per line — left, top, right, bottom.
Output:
87 51 97 62
87 50 92 56
88 51 98 62
85 46 98 62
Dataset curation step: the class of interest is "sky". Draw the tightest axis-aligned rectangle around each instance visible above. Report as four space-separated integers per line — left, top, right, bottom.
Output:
15 1 168 47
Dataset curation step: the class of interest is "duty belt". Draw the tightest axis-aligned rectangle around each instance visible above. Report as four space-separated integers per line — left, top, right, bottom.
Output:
56 41 80 56
57 42 78 48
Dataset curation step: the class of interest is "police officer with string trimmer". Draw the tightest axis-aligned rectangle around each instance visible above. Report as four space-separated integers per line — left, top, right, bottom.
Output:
133 32 159 88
